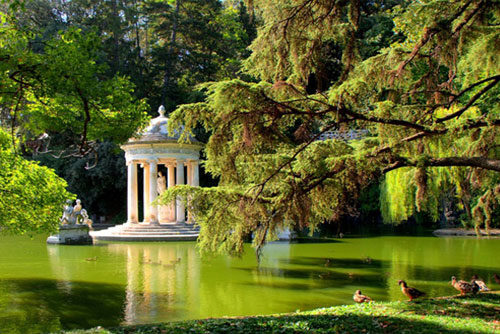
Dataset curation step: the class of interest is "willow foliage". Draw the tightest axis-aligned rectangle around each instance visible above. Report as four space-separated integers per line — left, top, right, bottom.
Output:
165 0 500 255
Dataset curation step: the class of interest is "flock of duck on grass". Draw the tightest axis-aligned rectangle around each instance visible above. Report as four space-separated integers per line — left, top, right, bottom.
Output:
353 274 500 303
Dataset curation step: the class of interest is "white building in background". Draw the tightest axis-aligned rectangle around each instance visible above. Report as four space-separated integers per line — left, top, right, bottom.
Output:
91 106 203 241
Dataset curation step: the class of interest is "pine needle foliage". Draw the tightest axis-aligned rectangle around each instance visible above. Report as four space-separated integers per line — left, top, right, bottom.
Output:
163 0 500 256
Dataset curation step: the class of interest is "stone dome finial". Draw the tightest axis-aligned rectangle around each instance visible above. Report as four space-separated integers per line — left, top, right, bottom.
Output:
158 105 166 117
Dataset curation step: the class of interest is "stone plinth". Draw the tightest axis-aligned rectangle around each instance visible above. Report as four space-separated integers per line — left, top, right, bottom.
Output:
90 222 200 242
47 224 93 245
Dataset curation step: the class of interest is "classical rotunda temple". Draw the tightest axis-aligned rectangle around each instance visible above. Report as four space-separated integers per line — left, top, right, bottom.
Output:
91 106 203 241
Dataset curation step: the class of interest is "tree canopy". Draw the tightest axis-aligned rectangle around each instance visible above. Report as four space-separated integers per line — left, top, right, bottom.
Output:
0 0 256 232
0 2 150 232
164 0 500 256
0 127 72 234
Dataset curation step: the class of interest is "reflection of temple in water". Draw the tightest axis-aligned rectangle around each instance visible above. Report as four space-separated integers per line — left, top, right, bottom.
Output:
105 242 298 323
105 243 200 325
40 236 500 327
47 240 337 324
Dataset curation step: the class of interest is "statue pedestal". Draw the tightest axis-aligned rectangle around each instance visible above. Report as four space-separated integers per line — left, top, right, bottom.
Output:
158 204 173 223
47 224 93 245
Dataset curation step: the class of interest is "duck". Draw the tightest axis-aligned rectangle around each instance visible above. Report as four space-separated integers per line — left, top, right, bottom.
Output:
85 256 98 261
471 275 490 291
318 271 331 279
451 276 478 295
494 273 500 286
170 258 181 264
398 280 426 301
353 290 372 303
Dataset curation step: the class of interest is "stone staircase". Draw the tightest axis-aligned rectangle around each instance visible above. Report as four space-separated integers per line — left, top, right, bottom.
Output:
90 222 200 242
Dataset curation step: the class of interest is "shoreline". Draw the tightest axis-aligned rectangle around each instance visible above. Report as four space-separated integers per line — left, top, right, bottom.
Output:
433 227 500 237
62 291 500 334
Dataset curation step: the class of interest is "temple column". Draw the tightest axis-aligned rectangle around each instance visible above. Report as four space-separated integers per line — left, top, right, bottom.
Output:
167 163 176 222
187 162 192 186
127 162 139 224
149 160 159 224
186 162 192 223
143 163 150 223
176 160 185 223
186 160 199 224
192 160 199 187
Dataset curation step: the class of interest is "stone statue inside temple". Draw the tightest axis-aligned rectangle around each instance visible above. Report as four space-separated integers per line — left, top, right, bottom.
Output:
157 171 167 195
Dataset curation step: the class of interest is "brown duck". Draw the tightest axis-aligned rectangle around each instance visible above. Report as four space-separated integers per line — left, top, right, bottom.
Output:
451 276 478 295
398 280 426 301
494 273 500 285
471 275 489 291
353 290 372 303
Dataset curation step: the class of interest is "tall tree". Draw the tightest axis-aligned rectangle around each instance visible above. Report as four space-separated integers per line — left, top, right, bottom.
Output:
145 0 256 109
0 5 149 232
2 0 256 221
164 0 500 256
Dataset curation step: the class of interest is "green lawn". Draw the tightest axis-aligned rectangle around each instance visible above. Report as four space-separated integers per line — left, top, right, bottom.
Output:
62 292 500 334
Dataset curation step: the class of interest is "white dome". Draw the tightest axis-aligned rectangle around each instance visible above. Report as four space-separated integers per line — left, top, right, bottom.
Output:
129 105 197 143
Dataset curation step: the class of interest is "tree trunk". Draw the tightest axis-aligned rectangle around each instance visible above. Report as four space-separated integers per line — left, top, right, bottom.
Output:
161 0 181 106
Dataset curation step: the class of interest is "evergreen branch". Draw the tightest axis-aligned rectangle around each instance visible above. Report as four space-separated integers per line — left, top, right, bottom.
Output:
340 107 430 132
262 91 434 132
442 74 500 106
375 131 429 156
298 161 347 195
394 27 439 78
374 118 500 157
452 0 484 36
383 156 500 173
393 0 478 79
250 122 339 202
436 76 500 122
277 0 314 26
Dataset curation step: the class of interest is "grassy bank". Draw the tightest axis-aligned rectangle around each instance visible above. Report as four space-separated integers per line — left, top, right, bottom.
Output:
62 292 500 334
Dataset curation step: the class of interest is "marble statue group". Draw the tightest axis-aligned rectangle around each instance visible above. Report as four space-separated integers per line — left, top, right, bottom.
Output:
60 199 93 228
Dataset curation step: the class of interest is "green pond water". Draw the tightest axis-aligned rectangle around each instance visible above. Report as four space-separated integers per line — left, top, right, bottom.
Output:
0 234 499 333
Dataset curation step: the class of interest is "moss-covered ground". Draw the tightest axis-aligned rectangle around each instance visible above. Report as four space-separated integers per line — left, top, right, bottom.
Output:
60 292 500 334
